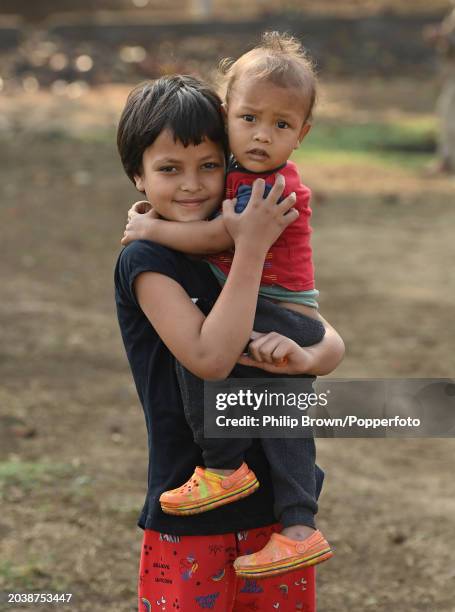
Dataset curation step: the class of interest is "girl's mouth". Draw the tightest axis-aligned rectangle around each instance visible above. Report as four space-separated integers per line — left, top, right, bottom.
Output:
174 198 208 208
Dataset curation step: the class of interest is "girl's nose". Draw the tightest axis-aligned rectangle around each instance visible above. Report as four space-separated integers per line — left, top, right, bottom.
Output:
180 173 201 192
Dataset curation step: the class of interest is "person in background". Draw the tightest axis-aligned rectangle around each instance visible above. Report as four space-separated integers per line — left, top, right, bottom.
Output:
424 1 455 174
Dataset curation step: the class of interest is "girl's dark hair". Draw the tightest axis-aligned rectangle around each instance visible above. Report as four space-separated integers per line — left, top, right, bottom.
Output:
117 75 229 183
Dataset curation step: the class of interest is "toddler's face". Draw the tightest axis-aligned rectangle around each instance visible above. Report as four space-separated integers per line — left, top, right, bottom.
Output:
225 77 310 172
134 129 225 222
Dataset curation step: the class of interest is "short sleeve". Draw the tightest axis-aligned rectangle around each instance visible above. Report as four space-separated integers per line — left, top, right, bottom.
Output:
115 240 182 307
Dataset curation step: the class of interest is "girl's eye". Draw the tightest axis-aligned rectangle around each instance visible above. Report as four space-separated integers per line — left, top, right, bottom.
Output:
277 120 289 129
158 166 177 173
202 162 221 170
242 114 255 122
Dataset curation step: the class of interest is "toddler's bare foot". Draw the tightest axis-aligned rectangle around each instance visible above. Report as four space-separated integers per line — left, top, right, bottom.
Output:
282 524 316 541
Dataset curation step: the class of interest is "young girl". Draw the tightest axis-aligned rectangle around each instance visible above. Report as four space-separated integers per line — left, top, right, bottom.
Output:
116 74 343 609
122 33 341 581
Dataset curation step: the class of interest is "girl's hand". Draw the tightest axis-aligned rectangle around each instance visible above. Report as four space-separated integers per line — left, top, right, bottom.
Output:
122 206 160 245
127 200 153 221
237 331 316 375
222 175 298 255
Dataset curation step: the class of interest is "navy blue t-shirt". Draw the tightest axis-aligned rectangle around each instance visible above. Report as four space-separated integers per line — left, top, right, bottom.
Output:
114 240 323 535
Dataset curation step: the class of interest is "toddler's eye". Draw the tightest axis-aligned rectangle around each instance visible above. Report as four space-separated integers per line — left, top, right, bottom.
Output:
277 120 289 129
159 166 177 173
242 114 256 122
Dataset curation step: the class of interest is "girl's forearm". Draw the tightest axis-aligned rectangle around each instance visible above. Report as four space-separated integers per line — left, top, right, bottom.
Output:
196 243 265 378
304 323 345 376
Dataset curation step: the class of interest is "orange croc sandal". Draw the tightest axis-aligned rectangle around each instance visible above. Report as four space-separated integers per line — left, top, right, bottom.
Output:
159 462 259 516
233 530 333 578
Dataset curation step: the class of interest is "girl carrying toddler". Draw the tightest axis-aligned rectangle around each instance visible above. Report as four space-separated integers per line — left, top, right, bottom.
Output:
117 32 344 610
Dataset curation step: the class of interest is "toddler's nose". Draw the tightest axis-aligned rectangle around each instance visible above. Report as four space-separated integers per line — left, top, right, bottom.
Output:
253 130 272 144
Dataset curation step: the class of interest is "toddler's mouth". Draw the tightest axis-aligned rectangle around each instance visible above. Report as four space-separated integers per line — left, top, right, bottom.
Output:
246 148 269 160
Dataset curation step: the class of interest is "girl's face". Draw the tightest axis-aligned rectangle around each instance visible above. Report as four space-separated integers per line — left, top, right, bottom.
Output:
134 129 226 222
225 77 311 172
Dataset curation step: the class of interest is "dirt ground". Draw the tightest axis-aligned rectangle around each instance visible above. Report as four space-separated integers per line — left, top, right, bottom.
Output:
0 76 454 612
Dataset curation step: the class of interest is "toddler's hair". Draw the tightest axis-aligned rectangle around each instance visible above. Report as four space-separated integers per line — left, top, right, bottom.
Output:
220 31 317 122
117 75 229 183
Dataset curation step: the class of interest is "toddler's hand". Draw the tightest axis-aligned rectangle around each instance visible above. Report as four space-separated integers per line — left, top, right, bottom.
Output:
237 331 315 375
222 175 298 255
121 206 159 245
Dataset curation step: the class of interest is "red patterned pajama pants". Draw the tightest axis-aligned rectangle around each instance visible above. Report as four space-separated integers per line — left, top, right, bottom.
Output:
138 524 316 611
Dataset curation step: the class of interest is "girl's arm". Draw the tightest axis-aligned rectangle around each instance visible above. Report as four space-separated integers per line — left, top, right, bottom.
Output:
276 302 345 375
308 313 345 375
135 177 299 380
122 204 234 254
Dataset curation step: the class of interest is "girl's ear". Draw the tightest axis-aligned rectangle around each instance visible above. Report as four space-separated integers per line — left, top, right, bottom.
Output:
221 102 228 120
295 122 312 149
133 173 145 192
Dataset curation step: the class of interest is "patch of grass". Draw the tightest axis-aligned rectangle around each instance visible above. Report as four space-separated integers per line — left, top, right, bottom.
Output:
33 127 116 144
101 493 143 524
38 126 116 144
0 558 60 590
293 117 437 170
70 127 116 144
0 459 73 492
0 560 15 584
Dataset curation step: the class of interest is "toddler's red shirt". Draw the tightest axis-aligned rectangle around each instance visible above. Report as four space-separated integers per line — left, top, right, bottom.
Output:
208 160 315 291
